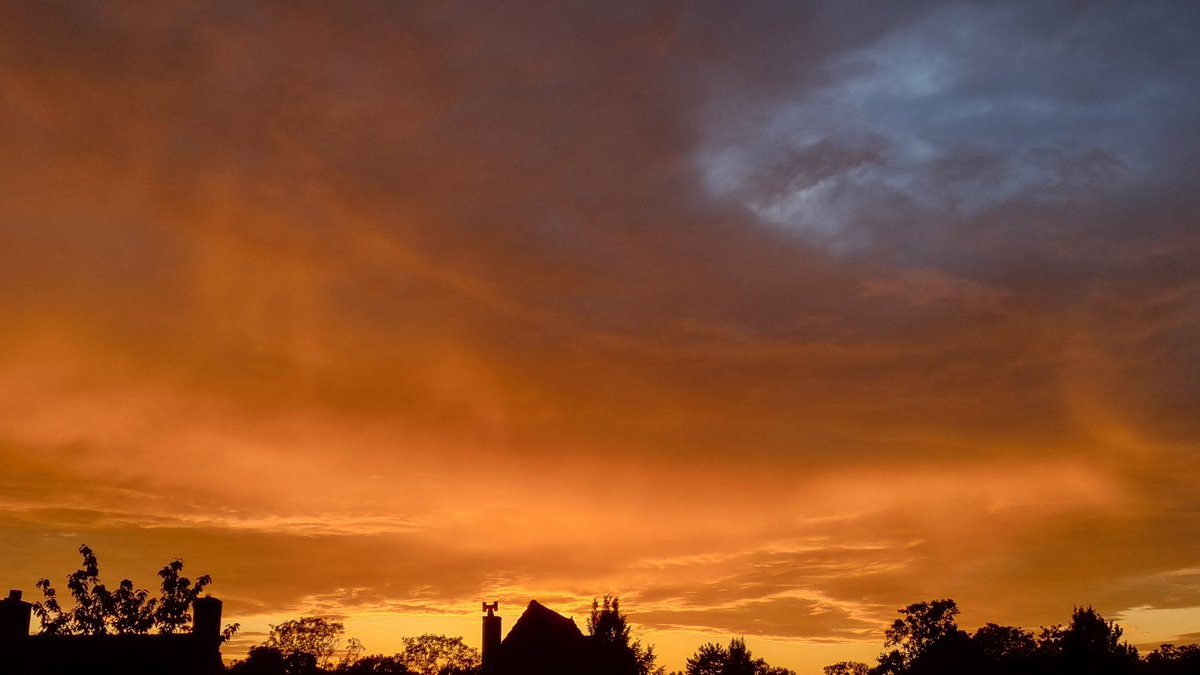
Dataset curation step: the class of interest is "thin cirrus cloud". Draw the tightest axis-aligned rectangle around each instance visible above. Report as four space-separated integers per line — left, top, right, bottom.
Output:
1 1 1199 672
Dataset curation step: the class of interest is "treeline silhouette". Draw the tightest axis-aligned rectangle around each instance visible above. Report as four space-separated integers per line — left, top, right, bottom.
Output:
821 598 1200 675
14 546 1200 675
226 596 674 675
227 619 481 675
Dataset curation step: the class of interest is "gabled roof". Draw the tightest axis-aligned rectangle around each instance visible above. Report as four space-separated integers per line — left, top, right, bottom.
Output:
495 600 600 675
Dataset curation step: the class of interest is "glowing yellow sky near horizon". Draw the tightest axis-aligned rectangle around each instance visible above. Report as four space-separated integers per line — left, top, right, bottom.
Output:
2 4 1200 675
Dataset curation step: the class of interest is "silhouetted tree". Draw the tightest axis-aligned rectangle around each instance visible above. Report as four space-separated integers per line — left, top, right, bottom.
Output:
343 638 365 667
823 599 1200 675
686 642 729 675
228 645 283 674
906 630 979 675
683 637 795 675
972 623 1036 662
62 544 111 634
823 662 870 675
229 645 322 675
229 646 291 675
265 617 346 670
725 638 760 675
113 577 157 634
1038 606 1138 675
879 599 961 671
872 649 906 675
398 633 480 675
32 577 69 635
588 595 664 675
31 544 233 638
335 653 411 674
154 557 212 633
970 623 1036 673
1144 643 1200 675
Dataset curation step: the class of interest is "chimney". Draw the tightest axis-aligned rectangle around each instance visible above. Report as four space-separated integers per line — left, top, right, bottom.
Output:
192 595 222 642
0 590 32 641
482 601 501 673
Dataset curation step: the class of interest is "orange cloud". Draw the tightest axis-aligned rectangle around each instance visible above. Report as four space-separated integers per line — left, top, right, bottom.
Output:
2 4 1199 674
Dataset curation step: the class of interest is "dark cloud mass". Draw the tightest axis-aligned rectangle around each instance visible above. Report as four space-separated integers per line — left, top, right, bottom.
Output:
1 2 1198 673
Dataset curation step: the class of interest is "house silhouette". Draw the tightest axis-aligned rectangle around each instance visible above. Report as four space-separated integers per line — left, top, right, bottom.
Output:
484 599 603 675
0 589 225 675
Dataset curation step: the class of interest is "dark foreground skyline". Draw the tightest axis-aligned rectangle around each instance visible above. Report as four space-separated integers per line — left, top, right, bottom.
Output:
5 566 1200 675
2 3 1199 674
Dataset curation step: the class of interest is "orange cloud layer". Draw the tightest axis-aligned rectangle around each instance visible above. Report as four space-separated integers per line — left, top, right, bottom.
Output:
2 3 1199 673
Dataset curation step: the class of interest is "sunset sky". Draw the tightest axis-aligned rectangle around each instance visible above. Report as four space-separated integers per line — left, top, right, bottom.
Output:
1 2 1199 673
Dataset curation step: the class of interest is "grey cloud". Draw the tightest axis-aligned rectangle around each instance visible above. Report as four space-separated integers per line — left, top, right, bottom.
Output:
708 1 1200 262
